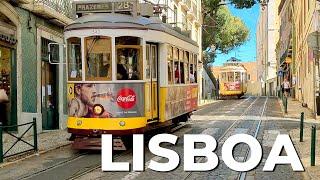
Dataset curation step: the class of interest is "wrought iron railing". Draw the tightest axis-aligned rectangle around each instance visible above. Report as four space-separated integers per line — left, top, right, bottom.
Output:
34 0 74 19
0 118 38 163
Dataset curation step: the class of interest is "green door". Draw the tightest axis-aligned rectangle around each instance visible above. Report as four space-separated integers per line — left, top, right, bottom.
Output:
41 38 59 130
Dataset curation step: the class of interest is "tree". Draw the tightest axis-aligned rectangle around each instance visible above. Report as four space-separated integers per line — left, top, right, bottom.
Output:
201 0 260 94
203 6 249 63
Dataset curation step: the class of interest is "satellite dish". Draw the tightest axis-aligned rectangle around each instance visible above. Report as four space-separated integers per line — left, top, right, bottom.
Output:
307 31 320 50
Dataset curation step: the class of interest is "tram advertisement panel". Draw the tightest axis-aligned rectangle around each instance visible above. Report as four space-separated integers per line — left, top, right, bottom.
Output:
224 82 241 91
67 83 144 118
165 85 198 120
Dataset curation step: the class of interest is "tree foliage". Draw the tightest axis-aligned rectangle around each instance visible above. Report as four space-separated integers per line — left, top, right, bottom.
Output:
203 6 249 63
201 0 257 64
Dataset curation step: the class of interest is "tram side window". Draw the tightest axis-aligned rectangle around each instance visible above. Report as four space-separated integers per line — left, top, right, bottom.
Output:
190 53 195 83
146 45 151 79
67 37 82 80
179 49 185 84
221 72 226 81
85 36 112 81
185 51 189 84
167 45 173 84
194 54 198 83
173 47 179 83
116 36 142 80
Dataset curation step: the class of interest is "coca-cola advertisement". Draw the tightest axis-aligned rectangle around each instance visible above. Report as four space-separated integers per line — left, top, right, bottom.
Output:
224 82 241 91
67 83 144 118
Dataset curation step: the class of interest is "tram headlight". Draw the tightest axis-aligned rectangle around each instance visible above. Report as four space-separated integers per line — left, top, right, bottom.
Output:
93 104 104 116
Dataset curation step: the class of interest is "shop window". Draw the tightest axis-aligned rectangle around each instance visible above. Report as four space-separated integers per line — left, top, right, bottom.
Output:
85 36 112 81
0 46 11 125
67 37 82 81
116 36 142 80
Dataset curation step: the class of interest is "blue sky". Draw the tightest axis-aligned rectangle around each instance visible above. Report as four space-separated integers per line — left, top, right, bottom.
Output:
211 4 260 66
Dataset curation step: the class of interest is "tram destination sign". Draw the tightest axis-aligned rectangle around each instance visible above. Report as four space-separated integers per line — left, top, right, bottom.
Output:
75 1 134 13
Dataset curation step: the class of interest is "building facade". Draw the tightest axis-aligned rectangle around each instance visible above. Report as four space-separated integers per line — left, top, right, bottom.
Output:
0 0 73 133
256 0 281 96
290 0 320 115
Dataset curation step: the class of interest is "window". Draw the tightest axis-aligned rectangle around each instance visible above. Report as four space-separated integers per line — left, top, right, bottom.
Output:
173 47 179 83
227 72 234 82
179 49 185 84
194 54 198 83
146 45 151 79
85 36 112 81
151 45 157 79
185 51 189 84
189 53 195 83
116 36 142 80
167 45 173 84
235 72 240 81
248 74 251 80
67 37 82 81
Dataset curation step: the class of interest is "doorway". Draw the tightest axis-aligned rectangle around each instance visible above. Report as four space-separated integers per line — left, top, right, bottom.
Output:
41 38 59 130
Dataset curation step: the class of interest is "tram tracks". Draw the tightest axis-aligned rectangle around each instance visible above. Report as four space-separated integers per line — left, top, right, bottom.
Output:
183 96 267 180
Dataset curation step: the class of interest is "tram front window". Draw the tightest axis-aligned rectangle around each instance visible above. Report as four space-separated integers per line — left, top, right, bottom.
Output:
85 36 112 81
116 48 141 80
67 37 82 80
227 72 234 82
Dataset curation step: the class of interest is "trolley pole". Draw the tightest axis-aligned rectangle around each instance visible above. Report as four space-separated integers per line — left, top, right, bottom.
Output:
311 125 316 166
300 112 304 142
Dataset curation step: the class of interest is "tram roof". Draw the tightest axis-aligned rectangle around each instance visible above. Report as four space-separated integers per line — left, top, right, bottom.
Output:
65 13 198 47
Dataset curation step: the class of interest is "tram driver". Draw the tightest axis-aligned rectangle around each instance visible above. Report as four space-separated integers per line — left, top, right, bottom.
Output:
117 55 129 80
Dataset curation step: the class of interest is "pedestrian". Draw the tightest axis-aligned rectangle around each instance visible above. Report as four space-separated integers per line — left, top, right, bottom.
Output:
282 78 291 97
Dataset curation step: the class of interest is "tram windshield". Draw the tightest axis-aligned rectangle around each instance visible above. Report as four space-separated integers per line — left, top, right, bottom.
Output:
85 36 112 81
116 36 142 80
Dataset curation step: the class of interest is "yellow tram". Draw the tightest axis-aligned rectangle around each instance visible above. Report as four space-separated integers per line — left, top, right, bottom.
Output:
64 1 199 149
219 60 247 99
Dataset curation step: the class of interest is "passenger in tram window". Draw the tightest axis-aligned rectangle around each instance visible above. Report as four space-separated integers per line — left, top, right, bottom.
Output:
117 55 129 80
68 84 112 118
174 63 180 83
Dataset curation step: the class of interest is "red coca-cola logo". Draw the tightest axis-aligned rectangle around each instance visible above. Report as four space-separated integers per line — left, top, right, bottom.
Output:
116 88 136 109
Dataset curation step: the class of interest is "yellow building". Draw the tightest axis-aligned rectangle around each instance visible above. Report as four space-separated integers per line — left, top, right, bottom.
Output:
290 0 319 115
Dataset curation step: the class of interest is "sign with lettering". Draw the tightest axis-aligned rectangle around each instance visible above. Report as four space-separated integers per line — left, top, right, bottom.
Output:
75 2 134 13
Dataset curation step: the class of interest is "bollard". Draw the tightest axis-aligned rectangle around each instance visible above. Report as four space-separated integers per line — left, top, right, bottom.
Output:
33 118 38 152
311 125 316 166
300 112 304 142
0 123 3 163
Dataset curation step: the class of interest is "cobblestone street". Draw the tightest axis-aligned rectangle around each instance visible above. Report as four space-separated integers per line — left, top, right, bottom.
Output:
0 96 314 179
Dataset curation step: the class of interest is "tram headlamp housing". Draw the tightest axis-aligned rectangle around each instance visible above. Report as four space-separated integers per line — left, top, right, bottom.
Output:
93 104 104 116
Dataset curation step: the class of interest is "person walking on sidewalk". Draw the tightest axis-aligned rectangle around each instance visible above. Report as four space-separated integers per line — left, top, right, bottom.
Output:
282 78 291 97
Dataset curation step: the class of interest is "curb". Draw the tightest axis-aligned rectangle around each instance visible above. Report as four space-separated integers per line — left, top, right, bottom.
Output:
0 142 71 168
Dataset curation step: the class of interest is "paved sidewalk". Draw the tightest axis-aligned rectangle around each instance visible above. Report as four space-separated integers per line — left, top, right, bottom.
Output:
199 99 219 107
280 97 316 122
1 129 70 166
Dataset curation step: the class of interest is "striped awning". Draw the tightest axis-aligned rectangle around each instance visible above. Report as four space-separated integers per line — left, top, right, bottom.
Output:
0 34 17 45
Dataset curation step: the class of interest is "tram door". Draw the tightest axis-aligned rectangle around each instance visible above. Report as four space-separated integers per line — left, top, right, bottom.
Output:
146 43 158 121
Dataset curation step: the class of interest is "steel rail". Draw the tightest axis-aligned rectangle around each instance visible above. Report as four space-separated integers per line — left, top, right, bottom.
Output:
183 96 260 180
238 97 268 180
66 119 191 180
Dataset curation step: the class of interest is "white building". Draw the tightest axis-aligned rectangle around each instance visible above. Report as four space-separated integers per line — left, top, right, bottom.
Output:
256 0 280 96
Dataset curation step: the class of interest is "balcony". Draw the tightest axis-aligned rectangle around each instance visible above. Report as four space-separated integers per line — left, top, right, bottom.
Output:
32 0 74 26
